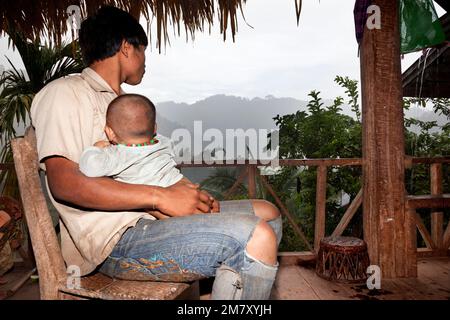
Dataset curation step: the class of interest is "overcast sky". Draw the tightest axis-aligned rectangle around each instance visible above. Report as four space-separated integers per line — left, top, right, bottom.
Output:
0 0 445 104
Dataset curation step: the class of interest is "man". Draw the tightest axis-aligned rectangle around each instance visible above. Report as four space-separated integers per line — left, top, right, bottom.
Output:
31 6 281 299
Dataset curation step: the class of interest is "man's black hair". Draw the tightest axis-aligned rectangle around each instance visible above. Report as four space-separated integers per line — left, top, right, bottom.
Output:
79 6 148 66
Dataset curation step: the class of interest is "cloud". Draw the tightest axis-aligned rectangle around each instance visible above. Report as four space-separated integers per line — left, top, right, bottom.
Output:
3 0 443 104
123 0 365 103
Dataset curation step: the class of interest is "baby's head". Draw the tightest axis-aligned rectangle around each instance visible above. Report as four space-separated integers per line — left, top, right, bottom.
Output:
105 94 156 144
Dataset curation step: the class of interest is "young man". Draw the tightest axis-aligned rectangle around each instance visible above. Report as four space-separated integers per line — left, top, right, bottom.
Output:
31 6 281 299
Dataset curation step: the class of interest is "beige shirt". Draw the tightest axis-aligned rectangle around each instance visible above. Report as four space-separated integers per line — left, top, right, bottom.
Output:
30 68 152 275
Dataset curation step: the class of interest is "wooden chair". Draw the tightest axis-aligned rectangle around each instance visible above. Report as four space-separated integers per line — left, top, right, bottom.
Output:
11 127 199 300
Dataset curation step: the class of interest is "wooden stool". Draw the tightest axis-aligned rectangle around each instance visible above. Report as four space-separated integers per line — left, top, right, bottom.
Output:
315 236 370 283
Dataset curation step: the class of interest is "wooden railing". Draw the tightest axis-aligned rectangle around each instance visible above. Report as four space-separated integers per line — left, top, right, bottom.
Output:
180 158 363 254
1 157 448 260
179 157 450 259
406 157 450 257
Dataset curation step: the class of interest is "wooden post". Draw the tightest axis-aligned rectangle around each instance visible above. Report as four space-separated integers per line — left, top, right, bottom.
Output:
430 163 444 252
247 165 257 198
314 165 327 252
360 0 415 277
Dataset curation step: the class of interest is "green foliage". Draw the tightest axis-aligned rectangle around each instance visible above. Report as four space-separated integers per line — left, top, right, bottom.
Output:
334 75 360 121
270 77 363 251
200 168 248 200
404 97 450 195
0 29 84 197
200 167 268 201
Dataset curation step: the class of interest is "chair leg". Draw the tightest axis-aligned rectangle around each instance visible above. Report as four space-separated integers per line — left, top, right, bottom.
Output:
175 280 200 300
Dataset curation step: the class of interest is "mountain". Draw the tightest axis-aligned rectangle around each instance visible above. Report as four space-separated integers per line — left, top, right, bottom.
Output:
155 114 186 137
155 94 448 136
155 94 309 134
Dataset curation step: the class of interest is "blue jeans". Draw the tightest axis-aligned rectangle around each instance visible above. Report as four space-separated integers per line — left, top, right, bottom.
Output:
99 200 282 299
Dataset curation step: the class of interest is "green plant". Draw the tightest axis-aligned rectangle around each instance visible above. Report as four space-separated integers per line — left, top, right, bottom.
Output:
0 29 84 197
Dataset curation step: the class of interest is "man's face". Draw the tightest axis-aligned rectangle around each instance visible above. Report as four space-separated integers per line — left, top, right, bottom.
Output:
123 44 146 85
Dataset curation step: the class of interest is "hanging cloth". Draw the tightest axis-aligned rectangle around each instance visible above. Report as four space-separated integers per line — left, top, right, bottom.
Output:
400 0 446 54
353 0 373 45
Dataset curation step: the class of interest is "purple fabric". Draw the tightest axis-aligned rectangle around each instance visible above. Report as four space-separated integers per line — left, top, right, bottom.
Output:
354 0 373 44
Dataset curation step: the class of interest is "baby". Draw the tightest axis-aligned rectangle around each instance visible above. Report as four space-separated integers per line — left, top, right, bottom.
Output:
79 93 217 214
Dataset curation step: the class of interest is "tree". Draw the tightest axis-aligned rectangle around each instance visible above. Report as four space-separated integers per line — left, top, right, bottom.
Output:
270 77 363 251
0 28 84 197
404 97 450 195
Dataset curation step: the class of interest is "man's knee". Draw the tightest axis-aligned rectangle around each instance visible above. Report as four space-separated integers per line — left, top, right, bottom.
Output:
254 220 277 244
252 200 281 221
246 220 278 265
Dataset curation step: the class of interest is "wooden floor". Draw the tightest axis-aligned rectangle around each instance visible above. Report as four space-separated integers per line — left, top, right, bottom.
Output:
2 257 449 300
271 257 450 300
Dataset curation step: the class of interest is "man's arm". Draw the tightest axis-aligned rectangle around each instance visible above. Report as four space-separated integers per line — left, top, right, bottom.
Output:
45 156 212 215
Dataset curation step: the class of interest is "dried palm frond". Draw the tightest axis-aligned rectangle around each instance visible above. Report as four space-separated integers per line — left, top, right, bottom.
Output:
0 0 255 51
295 0 302 26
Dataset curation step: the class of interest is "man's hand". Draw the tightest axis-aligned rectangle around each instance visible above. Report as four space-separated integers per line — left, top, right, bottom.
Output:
155 182 212 217
175 177 219 212
211 199 220 213
202 190 220 213
94 140 111 148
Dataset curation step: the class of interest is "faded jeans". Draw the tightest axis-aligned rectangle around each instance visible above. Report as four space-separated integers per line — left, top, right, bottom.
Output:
99 200 282 300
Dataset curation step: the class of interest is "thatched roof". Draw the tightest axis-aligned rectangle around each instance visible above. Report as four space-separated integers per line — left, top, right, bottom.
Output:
0 0 265 50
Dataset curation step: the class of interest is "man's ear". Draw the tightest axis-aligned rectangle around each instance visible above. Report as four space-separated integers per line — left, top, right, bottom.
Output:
105 125 117 142
120 40 130 58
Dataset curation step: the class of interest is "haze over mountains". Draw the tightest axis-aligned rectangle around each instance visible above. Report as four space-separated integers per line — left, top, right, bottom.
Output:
154 94 448 137
5 93 447 143
2 93 447 182
154 94 306 137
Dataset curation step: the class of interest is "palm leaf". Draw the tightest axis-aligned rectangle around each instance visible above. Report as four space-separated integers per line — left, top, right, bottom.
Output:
201 168 247 200
0 29 84 197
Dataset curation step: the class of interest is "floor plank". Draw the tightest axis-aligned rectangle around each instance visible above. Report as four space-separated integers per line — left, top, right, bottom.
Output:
416 258 450 294
421 257 450 274
272 265 319 300
298 266 355 300
397 278 449 300
3 256 450 300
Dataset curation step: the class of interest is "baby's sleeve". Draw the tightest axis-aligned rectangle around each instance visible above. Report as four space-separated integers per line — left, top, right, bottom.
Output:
79 146 119 177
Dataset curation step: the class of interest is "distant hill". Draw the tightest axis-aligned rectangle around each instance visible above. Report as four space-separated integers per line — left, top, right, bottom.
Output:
156 94 310 134
2 94 448 151
155 94 448 136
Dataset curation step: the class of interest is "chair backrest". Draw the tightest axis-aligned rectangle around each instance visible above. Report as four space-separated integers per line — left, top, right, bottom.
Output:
11 127 66 299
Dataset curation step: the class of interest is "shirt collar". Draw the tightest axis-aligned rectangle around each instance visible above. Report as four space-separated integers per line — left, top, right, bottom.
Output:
81 67 124 94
